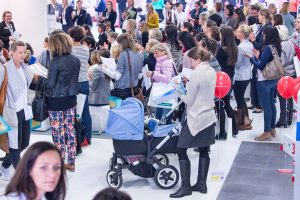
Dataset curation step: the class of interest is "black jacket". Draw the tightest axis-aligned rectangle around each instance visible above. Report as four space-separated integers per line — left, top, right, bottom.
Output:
46 54 80 98
60 6 74 31
0 21 16 50
103 10 117 31
72 9 87 26
252 23 272 51
98 32 108 47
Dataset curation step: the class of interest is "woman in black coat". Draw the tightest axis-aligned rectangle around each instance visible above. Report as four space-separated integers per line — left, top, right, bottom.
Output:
46 32 80 172
100 1 117 32
0 11 16 50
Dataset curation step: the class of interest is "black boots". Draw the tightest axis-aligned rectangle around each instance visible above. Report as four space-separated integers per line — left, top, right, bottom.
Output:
191 157 210 193
170 160 192 198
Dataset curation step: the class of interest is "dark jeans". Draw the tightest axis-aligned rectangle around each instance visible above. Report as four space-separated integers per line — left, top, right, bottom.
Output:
233 80 250 109
257 80 277 132
2 149 21 169
2 109 30 169
250 69 262 109
79 81 92 141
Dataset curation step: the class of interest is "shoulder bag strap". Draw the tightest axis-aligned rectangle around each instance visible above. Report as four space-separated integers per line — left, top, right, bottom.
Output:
171 62 178 76
126 51 135 96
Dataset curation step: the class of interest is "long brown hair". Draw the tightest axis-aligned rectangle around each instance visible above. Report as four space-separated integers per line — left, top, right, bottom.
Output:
5 142 67 200
220 25 238 66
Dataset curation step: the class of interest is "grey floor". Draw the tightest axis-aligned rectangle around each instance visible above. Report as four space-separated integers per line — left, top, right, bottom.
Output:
217 142 294 200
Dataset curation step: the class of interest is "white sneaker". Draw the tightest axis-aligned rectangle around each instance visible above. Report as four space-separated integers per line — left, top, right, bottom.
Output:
0 165 10 181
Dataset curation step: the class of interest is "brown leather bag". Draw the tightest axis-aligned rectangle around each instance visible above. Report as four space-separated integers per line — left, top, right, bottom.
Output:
126 51 145 104
0 66 9 153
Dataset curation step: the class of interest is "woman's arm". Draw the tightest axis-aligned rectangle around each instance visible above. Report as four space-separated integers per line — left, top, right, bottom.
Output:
250 46 273 71
235 46 244 69
180 72 198 105
47 60 59 90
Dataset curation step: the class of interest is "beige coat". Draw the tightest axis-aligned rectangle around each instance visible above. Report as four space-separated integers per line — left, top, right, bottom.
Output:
180 62 217 136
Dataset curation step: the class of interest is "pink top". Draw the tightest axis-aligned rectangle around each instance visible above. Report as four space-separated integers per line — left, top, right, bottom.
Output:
152 55 175 84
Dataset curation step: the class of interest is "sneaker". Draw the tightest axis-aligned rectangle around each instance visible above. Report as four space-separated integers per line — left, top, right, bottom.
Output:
0 166 10 181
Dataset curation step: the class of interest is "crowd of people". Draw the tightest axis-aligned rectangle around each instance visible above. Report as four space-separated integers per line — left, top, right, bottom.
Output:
0 0 299 199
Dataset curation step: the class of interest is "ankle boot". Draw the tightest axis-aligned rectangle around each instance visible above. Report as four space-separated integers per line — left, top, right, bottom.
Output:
243 107 253 127
235 109 245 130
192 157 210 194
170 160 192 198
236 109 252 131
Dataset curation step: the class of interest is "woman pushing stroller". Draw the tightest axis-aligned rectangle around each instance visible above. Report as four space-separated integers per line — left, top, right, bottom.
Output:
170 47 217 198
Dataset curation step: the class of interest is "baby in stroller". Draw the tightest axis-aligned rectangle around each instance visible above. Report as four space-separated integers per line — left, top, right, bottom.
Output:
105 97 182 189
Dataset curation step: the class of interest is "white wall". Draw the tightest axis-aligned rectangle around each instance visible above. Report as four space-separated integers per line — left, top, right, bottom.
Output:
0 0 48 55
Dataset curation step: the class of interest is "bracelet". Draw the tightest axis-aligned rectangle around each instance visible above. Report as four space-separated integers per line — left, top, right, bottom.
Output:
151 71 154 77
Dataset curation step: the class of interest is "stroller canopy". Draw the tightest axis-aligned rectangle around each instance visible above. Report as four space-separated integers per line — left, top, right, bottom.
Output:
106 98 144 140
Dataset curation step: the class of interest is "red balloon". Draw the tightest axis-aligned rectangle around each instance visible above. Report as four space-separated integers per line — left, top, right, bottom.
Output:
296 77 300 84
293 83 300 103
215 72 231 99
277 76 297 99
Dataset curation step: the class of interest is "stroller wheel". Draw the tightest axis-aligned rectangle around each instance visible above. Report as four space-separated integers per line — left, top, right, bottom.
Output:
106 169 123 189
154 165 179 189
154 154 169 166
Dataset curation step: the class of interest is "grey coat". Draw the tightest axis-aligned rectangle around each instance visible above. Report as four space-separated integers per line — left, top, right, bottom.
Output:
281 40 296 76
89 66 111 105
0 60 33 149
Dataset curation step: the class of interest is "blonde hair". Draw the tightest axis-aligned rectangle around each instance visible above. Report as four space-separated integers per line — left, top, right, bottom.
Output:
48 33 73 56
280 2 290 14
151 43 172 59
10 40 26 52
146 38 159 54
238 24 251 38
199 13 208 22
146 3 155 13
149 28 162 41
90 50 99 65
111 46 121 60
126 19 137 40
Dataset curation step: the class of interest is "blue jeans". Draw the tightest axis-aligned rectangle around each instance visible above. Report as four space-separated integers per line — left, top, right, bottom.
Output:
257 80 277 132
78 81 92 141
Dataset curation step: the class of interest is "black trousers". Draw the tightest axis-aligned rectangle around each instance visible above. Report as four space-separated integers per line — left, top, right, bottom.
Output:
2 109 30 169
215 95 236 134
278 92 294 125
233 80 250 109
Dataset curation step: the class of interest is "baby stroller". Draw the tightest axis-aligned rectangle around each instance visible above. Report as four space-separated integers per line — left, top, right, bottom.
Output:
105 98 182 189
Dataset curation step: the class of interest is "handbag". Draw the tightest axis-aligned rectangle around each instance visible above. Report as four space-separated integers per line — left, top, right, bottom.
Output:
126 51 145 104
262 45 284 80
32 79 48 122
0 65 9 153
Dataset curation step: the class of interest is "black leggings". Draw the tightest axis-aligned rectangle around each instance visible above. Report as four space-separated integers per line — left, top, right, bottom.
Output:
176 146 210 161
